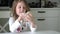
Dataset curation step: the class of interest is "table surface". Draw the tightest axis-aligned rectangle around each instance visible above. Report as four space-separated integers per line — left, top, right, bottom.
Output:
0 31 60 34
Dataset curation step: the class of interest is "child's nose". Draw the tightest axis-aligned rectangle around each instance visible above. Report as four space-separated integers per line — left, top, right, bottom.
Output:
21 7 24 12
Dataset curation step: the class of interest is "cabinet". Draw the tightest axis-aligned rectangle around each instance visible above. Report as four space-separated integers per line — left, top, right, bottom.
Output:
58 11 60 32
30 8 59 31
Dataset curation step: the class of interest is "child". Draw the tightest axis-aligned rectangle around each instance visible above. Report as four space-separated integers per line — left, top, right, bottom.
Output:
9 0 37 32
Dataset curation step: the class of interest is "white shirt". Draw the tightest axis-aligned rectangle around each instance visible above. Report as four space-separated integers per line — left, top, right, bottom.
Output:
9 17 36 32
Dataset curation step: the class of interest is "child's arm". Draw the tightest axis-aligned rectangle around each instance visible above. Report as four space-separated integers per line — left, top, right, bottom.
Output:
30 24 37 32
9 17 21 32
25 12 37 32
26 22 37 32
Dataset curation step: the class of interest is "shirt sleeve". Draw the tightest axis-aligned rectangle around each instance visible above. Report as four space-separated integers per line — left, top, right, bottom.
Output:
9 17 21 32
26 22 37 32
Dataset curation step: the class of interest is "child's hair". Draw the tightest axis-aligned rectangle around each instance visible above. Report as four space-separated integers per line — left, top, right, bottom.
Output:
10 0 30 20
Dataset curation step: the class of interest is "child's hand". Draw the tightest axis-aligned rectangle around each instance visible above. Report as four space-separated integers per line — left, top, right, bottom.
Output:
17 13 24 21
25 12 36 28
18 13 26 21
19 13 26 18
18 16 22 21
24 12 33 23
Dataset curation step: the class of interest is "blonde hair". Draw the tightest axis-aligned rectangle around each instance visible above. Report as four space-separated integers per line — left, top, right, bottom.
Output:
10 0 30 20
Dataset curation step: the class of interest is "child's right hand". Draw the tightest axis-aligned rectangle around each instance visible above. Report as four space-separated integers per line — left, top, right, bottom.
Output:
17 13 23 21
18 16 22 21
18 13 26 21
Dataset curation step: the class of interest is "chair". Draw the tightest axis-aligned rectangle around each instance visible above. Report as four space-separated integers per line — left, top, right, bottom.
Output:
0 21 8 32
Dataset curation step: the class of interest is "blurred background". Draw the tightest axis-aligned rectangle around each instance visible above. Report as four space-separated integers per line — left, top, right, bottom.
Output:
0 0 60 8
0 0 60 33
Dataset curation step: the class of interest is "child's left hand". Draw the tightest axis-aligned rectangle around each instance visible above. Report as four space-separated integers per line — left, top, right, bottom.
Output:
25 12 36 27
21 12 36 28
24 12 33 23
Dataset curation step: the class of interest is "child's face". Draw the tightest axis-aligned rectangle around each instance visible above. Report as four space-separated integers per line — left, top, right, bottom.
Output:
16 1 26 16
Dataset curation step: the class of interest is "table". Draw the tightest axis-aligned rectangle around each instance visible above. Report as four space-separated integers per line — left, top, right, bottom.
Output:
0 31 60 34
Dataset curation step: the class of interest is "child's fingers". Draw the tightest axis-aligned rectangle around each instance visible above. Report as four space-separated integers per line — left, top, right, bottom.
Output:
25 15 33 22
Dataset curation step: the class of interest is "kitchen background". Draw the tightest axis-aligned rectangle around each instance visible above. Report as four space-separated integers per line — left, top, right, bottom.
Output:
0 0 60 33
0 0 60 8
